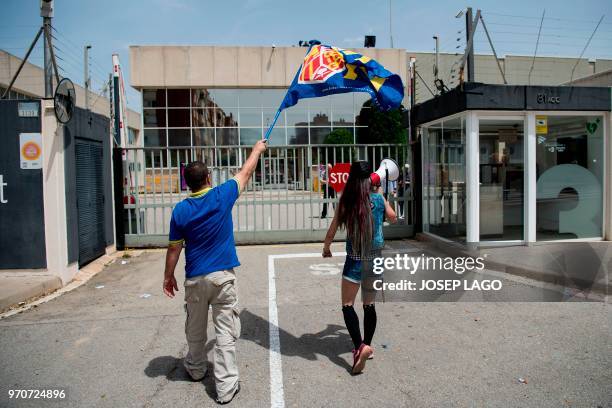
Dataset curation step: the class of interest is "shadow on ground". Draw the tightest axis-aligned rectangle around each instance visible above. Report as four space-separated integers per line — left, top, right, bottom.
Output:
240 309 353 372
144 342 217 399
145 307 354 394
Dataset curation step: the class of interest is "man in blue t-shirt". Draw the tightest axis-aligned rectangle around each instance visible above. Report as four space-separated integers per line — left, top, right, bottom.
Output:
163 140 267 404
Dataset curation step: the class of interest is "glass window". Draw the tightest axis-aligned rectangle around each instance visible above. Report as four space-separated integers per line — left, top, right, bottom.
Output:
354 93 371 122
287 127 308 145
168 129 191 147
210 89 238 108
309 98 331 125
310 127 331 144
263 109 285 127
191 88 214 108
239 108 262 127
325 127 354 144
143 109 166 127
216 107 239 127
262 89 288 108
536 115 604 240
143 129 167 147
143 89 166 108
192 108 215 127
238 89 261 107
167 89 190 107
265 128 287 146
217 128 239 145
167 109 190 127
240 128 263 146
330 93 354 127
332 108 354 127
286 105 308 127
355 127 370 144
192 128 215 146
479 119 524 241
422 117 466 242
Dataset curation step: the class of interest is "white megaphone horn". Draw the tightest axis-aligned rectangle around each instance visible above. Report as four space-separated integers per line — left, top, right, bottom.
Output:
370 158 400 186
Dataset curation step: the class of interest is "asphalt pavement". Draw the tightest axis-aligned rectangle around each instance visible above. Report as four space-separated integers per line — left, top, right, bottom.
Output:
0 241 609 408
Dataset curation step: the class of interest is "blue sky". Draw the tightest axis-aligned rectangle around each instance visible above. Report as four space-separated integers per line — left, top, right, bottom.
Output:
2 0 611 110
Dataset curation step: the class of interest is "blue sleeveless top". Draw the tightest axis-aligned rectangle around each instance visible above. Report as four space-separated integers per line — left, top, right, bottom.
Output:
345 193 385 258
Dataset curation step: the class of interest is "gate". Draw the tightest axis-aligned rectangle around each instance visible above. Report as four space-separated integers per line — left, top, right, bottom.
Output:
117 144 414 247
75 139 106 265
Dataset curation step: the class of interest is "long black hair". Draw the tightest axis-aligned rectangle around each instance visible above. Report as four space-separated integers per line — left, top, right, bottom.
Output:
336 161 373 256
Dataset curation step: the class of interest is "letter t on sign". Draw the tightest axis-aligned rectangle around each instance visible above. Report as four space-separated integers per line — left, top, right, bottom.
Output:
0 175 7 203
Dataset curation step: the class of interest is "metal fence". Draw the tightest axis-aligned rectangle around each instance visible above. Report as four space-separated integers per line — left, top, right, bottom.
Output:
118 144 414 246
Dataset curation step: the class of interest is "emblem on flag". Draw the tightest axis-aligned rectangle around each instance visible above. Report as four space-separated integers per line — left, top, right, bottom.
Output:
298 45 345 84
263 40 405 141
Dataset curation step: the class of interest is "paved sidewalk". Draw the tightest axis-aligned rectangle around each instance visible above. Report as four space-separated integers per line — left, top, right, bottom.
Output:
0 272 62 312
0 251 128 314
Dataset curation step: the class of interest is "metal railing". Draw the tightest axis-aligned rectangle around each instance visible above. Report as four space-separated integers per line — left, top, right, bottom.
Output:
118 144 413 246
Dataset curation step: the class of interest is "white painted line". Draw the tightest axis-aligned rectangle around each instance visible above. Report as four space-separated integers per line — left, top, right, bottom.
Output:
267 254 284 408
267 252 346 408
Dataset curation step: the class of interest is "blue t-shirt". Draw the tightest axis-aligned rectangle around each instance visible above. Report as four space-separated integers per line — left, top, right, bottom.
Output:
346 192 385 256
169 178 241 278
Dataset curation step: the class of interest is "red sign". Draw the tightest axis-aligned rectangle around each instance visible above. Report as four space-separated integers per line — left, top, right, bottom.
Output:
328 163 351 193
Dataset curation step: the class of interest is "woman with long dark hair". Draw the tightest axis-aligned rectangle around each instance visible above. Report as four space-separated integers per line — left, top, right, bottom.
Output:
323 161 397 374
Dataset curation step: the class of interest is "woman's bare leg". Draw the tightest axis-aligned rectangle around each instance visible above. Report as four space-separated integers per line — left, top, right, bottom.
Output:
341 278 360 306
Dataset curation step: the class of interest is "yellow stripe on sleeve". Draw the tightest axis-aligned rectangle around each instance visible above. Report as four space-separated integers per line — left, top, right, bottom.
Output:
232 177 242 195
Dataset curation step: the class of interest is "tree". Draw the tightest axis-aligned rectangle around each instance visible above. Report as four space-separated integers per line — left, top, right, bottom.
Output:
356 100 407 145
323 128 353 144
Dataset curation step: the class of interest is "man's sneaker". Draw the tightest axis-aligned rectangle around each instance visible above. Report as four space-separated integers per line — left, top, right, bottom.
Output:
185 366 206 382
351 343 373 374
216 382 240 405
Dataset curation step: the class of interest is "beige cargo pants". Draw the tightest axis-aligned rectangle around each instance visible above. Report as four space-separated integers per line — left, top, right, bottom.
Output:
183 269 241 399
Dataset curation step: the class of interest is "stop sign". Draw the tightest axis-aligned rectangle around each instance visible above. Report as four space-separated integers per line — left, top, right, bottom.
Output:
328 163 351 193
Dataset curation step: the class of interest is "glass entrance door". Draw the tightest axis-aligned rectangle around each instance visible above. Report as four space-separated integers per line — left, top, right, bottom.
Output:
479 118 525 241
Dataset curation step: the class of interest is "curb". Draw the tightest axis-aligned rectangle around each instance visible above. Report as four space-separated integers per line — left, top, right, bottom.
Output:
0 275 63 313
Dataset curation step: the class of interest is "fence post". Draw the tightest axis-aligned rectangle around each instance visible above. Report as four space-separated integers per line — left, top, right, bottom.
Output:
112 148 125 250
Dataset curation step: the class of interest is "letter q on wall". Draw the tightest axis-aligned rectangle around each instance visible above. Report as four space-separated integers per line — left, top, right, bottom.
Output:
536 164 602 238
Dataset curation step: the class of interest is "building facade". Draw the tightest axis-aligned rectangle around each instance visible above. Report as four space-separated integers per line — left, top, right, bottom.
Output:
131 45 408 150
413 83 611 245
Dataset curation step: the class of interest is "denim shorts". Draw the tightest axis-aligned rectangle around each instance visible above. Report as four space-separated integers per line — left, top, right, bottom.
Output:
342 249 382 284
342 256 363 283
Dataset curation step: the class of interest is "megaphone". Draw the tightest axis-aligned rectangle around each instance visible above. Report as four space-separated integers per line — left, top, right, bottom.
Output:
370 158 400 186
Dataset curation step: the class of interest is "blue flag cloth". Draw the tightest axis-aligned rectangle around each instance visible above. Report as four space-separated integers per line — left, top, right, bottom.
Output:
279 44 404 112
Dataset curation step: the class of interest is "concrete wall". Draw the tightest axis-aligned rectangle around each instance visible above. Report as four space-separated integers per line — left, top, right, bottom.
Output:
40 99 79 284
409 51 612 104
565 69 612 87
129 45 408 94
0 49 141 133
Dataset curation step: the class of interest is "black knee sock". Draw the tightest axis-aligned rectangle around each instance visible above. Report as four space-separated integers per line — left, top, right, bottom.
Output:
342 305 362 349
363 304 377 346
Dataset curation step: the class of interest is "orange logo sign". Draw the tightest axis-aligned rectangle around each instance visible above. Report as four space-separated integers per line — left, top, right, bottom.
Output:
22 141 41 161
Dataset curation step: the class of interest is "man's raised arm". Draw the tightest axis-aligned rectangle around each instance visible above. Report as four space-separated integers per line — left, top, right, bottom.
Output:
234 140 268 192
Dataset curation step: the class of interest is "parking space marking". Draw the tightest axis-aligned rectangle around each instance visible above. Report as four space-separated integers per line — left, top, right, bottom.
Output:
267 252 346 408
266 246 428 407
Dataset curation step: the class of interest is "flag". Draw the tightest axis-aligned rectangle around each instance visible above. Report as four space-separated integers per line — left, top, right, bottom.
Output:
280 43 404 112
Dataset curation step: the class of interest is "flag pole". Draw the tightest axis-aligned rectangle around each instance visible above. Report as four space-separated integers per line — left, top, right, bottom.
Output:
263 40 319 142
263 109 281 141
